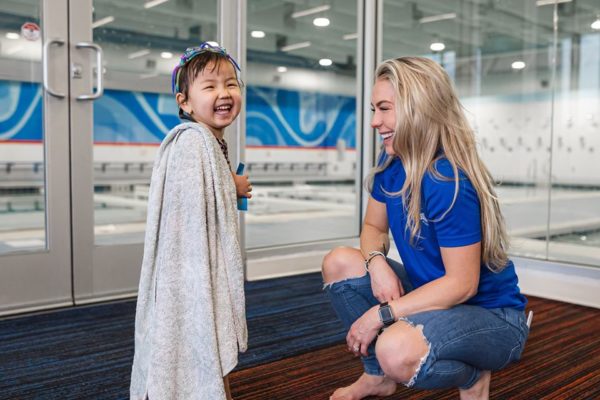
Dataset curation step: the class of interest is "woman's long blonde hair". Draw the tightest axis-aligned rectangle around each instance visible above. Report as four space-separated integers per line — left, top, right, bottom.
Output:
366 57 509 272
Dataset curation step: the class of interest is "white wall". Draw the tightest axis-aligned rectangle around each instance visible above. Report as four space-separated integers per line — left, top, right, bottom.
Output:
464 90 600 185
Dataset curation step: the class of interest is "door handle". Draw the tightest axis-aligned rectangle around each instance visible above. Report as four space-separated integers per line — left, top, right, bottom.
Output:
75 42 104 100
42 38 66 98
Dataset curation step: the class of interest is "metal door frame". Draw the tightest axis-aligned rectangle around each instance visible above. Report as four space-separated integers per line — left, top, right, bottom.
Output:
0 0 72 316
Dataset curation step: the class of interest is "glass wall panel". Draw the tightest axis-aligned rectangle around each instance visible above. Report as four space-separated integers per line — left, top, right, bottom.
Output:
245 1 359 248
91 0 217 245
381 0 565 263
0 0 46 254
547 3 600 266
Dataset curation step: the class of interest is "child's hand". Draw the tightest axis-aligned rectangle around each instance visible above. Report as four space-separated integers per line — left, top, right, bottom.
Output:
233 173 253 198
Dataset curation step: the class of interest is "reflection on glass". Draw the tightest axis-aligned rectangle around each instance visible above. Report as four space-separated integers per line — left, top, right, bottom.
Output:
381 1 548 249
381 0 600 268
245 1 359 248
548 6 600 266
0 2 46 254
92 0 217 245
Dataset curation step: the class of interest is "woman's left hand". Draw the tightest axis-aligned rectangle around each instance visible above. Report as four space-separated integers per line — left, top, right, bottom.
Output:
346 306 383 357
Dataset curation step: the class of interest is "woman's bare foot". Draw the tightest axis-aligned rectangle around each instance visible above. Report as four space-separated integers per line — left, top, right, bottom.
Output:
330 373 397 400
459 370 491 400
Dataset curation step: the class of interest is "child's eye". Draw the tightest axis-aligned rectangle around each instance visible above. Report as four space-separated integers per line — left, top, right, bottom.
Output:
228 83 238 88
370 108 375 112
203 86 214 90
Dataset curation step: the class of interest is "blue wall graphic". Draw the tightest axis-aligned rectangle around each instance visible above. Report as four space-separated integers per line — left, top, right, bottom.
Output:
0 80 357 149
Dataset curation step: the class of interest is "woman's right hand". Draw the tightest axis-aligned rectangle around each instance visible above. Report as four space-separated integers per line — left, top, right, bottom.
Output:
368 257 404 302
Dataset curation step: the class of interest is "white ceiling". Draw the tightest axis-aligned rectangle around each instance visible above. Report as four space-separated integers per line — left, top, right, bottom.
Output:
1 0 599 78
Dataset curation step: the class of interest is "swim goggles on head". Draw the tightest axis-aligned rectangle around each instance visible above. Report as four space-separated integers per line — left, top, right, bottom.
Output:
171 42 241 93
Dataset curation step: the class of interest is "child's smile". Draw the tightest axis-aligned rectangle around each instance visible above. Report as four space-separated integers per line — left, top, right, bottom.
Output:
214 101 233 116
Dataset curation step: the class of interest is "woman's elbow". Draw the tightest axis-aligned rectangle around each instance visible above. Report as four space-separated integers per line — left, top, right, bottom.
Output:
444 273 479 304
450 277 478 303
467 286 478 300
462 281 479 301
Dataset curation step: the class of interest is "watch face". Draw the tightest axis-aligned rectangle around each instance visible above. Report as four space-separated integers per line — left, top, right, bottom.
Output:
379 305 394 325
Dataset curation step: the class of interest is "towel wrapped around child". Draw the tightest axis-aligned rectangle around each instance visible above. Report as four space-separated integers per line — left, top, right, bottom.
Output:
130 122 247 400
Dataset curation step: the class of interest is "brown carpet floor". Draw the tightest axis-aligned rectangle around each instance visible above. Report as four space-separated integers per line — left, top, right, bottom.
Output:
230 296 600 400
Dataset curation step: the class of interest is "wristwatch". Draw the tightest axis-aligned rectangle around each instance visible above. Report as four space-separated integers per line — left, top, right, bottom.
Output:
378 302 395 326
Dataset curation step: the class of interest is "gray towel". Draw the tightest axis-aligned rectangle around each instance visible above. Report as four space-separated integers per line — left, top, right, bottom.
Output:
130 122 247 400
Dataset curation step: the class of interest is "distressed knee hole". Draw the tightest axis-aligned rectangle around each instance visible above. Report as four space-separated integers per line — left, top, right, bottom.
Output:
322 274 367 290
396 319 431 387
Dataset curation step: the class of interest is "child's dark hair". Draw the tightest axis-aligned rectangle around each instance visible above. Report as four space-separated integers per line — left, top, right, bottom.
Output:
172 43 243 119
177 52 241 101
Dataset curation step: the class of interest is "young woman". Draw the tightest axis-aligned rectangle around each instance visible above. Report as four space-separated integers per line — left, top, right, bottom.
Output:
322 57 529 400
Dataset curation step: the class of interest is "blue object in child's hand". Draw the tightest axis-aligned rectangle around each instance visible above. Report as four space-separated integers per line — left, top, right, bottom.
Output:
236 163 248 211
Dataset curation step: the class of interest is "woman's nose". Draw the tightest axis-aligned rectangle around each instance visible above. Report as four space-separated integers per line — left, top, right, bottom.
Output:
371 112 380 129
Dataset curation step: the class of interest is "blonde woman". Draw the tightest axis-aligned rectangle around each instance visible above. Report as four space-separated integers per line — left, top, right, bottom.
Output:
322 57 528 400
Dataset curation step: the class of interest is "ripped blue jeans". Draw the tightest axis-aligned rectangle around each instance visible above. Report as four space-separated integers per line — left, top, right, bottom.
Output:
324 258 529 389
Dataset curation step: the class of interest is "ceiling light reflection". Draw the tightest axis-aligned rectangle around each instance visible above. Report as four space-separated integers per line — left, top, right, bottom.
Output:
430 42 445 52
511 61 526 70
313 17 330 27
319 58 332 66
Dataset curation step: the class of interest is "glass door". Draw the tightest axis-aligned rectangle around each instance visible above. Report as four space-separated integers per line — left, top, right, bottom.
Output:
70 0 219 303
380 0 555 261
0 0 72 315
244 1 361 249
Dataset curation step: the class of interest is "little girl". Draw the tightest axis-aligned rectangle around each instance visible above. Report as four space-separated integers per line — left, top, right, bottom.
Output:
130 43 249 400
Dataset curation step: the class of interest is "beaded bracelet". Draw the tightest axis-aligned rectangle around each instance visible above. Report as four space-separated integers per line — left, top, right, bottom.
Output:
364 251 386 272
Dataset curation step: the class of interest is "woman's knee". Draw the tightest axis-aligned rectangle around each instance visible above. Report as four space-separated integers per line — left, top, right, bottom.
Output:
375 321 430 384
321 247 365 283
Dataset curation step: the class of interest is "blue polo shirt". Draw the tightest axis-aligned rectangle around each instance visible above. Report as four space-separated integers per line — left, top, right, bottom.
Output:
371 156 526 310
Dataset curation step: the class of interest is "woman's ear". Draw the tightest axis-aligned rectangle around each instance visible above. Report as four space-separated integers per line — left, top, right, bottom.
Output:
176 92 191 114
